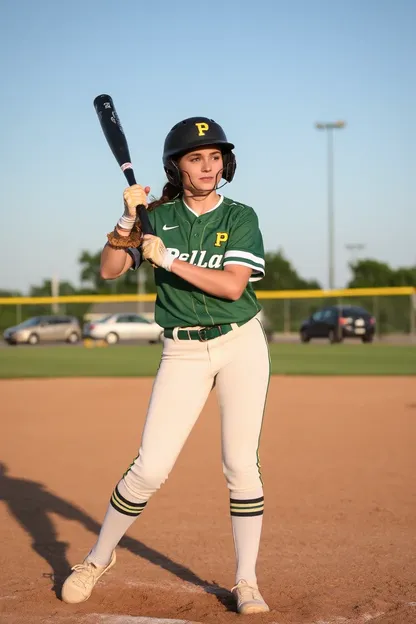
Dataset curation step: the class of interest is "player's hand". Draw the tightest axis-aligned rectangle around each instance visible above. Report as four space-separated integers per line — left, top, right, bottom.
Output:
141 234 175 271
123 184 150 218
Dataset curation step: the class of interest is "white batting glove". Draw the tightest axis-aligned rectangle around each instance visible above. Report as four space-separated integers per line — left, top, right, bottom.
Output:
118 184 150 232
141 235 175 271
123 185 150 217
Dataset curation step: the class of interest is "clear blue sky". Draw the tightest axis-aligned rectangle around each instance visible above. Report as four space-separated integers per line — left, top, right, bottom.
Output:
0 0 414 293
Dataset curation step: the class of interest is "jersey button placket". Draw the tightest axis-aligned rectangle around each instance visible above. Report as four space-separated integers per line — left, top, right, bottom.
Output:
188 221 204 325
188 221 200 263
191 220 201 240
191 217 212 327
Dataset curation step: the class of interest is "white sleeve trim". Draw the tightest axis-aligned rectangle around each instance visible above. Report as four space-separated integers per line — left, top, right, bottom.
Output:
223 259 265 279
223 259 265 273
224 250 265 267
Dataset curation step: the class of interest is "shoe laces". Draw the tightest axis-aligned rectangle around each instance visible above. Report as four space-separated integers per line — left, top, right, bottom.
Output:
232 580 263 602
70 561 97 589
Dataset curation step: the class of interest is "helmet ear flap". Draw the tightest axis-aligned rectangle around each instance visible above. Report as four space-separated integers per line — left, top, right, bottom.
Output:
164 159 182 187
222 151 236 182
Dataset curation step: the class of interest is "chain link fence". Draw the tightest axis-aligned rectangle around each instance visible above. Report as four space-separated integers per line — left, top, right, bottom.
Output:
0 289 415 339
258 294 415 337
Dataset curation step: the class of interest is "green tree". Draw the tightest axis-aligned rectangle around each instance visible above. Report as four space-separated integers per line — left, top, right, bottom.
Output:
255 249 320 291
79 250 110 292
78 249 155 294
29 280 77 297
0 290 23 333
27 279 89 325
394 267 416 287
0 289 21 297
347 259 416 334
348 259 416 288
254 249 322 332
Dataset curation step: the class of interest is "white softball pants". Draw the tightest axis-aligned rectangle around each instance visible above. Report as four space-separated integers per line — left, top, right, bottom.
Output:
122 315 270 500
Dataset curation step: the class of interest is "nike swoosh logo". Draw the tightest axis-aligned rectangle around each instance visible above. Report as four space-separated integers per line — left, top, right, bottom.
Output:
163 225 179 231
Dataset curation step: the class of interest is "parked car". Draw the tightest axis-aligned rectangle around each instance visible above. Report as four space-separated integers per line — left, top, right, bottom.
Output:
3 315 81 345
83 313 163 344
300 305 376 344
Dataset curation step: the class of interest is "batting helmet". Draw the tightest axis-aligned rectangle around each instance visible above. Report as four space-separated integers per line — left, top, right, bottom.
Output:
162 117 236 186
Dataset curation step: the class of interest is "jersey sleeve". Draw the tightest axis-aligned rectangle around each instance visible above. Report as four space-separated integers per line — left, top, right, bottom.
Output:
222 208 265 282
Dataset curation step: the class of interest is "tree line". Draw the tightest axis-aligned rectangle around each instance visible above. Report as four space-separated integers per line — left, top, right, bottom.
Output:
0 250 415 334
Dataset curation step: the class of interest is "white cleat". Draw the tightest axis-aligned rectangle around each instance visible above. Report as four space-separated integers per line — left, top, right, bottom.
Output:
61 551 116 604
231 579 270 615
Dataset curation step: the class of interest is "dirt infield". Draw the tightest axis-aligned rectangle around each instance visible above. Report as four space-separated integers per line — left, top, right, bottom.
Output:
1 377 415 624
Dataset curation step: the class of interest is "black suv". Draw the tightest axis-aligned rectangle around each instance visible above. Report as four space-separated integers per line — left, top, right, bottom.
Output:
300 305 376 344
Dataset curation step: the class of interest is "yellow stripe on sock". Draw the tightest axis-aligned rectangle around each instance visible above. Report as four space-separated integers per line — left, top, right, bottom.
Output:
230 501 264 509
111 490 146 515
230 504 264 513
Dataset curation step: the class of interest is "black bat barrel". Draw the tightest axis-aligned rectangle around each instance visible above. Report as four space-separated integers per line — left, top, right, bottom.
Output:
93 94 154 236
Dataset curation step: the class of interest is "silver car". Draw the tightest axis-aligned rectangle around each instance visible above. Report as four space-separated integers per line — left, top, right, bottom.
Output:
83 313 164 345
3 315 82 345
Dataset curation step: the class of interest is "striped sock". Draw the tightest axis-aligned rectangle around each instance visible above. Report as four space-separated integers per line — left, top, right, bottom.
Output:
88 481 148 566
230 490 264 586
110 484 147 517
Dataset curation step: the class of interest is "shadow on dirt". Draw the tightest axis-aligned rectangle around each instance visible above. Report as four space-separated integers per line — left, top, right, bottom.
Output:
0 462 235 612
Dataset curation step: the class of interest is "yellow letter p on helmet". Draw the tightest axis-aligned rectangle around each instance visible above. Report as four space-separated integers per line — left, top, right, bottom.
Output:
163 117 236 185
195 122 209 136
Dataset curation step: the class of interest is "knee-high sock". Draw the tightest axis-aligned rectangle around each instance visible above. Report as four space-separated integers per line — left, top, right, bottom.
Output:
230 489 264 586
88 480 148 566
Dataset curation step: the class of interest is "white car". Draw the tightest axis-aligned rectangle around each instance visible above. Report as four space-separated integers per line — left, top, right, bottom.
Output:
83 313 164 345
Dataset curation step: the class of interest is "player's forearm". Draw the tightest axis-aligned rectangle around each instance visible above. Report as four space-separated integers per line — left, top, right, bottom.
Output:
170 260 245 301
100 244 132 279
140 234 249 299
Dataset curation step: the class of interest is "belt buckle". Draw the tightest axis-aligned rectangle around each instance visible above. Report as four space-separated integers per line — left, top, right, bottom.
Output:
198 328 208 342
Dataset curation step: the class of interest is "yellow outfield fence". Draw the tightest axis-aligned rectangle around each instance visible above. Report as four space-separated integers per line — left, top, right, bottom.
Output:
0 287 415 336
0 286 414 306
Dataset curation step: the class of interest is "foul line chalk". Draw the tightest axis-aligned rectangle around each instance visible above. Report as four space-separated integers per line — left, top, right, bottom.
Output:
98 617 201 624
0 616 201 624
309 601 416 624
2 603 415 624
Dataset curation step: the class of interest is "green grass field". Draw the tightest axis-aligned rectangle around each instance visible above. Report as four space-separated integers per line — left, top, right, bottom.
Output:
0 342 415 378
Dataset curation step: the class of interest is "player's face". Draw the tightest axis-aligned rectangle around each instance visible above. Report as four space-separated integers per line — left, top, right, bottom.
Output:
179 147 223 193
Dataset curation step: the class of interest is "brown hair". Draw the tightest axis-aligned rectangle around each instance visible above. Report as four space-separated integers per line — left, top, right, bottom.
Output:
147 181 182 211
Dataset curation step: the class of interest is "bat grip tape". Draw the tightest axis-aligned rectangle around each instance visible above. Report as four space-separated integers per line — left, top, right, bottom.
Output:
136 204 154 235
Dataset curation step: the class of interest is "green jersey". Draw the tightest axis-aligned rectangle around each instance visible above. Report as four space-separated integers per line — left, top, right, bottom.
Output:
128 195 265 329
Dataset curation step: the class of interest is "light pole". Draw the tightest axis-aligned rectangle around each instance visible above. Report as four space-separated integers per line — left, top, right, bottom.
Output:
345 243 366 264
345 243 366 282
315 120 346 289
137 268 146 314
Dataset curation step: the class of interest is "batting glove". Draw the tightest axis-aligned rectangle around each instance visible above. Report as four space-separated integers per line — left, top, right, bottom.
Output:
141 235 175 271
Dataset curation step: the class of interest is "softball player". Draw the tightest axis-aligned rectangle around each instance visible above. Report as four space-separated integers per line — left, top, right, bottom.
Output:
62 118 270 615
